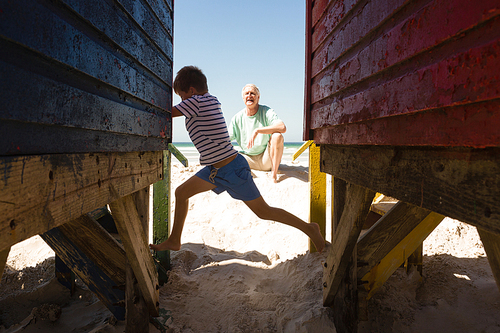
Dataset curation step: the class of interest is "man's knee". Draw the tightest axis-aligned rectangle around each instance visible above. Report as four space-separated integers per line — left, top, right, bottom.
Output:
270 132 284 146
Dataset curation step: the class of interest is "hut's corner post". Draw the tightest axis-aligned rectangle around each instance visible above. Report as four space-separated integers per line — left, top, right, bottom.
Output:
477 228 500 292
153 150 171 284
323 168 375 332
0 247 10 281
303 0 313 141
309 143 326 252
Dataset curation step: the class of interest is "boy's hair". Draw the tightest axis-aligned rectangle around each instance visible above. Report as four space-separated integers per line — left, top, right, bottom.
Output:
173 66 208 94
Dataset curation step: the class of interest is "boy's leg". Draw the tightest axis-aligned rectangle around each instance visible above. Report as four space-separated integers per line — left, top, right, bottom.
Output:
150 175 216 251
244 196 325 252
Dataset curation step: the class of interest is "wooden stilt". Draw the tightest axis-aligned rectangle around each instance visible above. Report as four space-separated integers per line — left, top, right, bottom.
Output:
332 248 358 332
153 150 171 285
309 143 326 252
0 247 10 281
126 186 151 331
406 243 423 276
477 228 500 292
55 255 75 294
125 261 149 333
324 179 375 332
109 190 159 317
323 180 375 306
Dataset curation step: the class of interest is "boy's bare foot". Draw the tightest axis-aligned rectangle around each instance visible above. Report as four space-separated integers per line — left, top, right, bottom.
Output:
149 238 181 251
310 222 326 253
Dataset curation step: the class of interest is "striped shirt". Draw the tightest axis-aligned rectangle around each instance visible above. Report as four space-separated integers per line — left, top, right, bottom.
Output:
176 93 237 165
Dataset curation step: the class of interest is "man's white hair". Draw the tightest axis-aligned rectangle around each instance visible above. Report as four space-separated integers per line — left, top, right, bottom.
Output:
242 84 260 97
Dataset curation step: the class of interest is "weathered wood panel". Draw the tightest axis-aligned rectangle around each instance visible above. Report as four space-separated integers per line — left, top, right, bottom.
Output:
0 151 162 252
321 145 500 235
0 0 173 155
305 0 500 147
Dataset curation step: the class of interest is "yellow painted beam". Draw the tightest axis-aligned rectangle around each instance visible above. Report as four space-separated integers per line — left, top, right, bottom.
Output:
308 143 326 252
373 193 384 204
292 140 314 161
360 212 444 299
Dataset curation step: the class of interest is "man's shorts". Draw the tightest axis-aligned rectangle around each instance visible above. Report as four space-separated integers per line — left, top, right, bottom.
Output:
195 154 261 201
241 142 272 171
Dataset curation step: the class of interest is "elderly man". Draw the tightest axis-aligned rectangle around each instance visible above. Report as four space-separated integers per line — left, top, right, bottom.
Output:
229 84 286 183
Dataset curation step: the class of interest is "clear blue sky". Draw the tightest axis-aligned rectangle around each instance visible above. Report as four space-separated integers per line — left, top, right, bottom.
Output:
171 1 306 142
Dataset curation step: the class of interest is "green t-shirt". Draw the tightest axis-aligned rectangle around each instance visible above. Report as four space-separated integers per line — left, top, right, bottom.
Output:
229 105 281 155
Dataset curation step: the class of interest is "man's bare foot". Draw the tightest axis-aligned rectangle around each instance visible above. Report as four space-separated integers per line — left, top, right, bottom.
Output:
270 172 280 183
149 238 181 251
309 222 326 253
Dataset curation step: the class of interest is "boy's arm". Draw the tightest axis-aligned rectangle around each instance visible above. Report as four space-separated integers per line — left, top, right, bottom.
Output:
171 106 183 118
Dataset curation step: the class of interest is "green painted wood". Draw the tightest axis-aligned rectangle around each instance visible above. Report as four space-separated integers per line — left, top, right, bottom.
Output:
168 143 188 167
153 150 171 284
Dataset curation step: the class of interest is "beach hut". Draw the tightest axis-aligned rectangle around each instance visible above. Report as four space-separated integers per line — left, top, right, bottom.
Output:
0 1 173 330
305 0 500 331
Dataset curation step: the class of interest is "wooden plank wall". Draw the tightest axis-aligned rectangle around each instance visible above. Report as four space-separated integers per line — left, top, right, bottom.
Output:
0 0 173 155
305 0 500 147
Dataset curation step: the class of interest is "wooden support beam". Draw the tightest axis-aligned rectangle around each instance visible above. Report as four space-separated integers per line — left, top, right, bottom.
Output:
132 187 150 235
357 201 432 278
320 145 500 235
109 191 159 317
406 243 423 275
41 227 126 320
309 143 326 252
55 255 75 294
0 151 163 252
332 247 358 333
125 261 149 333
477 227 500 292
0 247 10 281
57 214 127 285
323 181 375 306
127 186 151 331
153 150 171 284
359 212 444 299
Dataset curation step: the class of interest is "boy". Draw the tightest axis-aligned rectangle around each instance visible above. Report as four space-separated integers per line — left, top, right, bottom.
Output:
149 66 325 253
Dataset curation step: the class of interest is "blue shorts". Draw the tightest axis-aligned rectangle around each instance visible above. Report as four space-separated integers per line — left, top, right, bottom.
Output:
195 154 261 201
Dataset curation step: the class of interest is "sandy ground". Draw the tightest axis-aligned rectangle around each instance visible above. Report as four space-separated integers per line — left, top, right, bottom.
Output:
1 160 499 332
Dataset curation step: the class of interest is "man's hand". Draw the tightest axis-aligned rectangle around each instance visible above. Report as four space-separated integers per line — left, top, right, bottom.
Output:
246 129 259 149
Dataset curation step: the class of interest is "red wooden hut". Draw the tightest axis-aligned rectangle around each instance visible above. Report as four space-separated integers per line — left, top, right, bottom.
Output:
305 0 500 331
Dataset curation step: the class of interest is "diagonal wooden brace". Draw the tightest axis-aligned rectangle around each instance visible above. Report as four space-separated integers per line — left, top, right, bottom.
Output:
323 182 375 306
109 189 159 317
